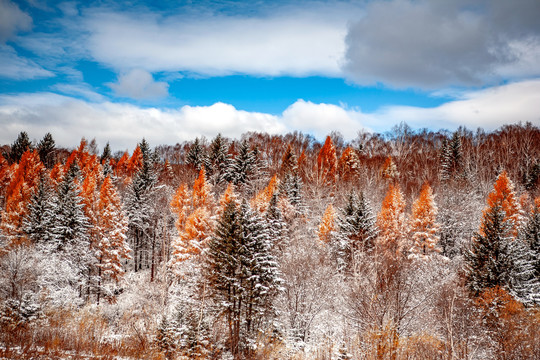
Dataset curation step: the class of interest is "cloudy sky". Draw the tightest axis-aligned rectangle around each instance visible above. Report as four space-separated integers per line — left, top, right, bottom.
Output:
1 0 539 150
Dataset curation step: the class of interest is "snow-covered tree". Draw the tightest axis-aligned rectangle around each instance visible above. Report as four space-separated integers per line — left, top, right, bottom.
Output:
318 203 336 244
22 173 57 245
204 200 281 356
376 183 407 257
186 138 209 171
409 183 441 259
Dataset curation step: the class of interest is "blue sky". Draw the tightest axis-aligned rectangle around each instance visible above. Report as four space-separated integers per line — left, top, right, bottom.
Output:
1 0 540 150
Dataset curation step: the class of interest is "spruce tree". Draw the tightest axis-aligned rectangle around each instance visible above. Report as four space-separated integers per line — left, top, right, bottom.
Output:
523 203 540 280
7 131 32 164
22 173 57 245
100 142 113 177
465 205 513 296
186 138 209 171
205 200 280 356
208 133 230 184
37 132 55 169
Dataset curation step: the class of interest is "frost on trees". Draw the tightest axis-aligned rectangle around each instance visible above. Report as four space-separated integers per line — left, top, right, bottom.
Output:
204 200 281 357
408 182 441 259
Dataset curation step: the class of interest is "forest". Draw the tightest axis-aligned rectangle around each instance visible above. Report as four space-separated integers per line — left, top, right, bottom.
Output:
1 122 540 360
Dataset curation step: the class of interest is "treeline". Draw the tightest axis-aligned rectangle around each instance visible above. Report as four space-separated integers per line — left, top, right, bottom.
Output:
0 122 539 359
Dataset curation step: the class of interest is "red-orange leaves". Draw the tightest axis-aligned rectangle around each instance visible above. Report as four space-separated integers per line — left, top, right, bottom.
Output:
317 136 337 186
409 183 440 258
377 183 407 257
318 203 336 244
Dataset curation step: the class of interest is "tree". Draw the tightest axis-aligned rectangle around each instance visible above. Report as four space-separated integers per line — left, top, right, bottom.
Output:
465 205 514 296
22 173 57 245
486 171 523 237
381 156 399 182
226 140 258 186
338 146 360 182
208 133 230 184
1 150 43 247
205 200 280 357
192 167 212 210
6 131 32 164
252 174 279 213
279 168 304 214
317 136 337 186
409 183 441 259
376 183 407 257
37 132 55 169
95 176 131 303
186 138 209 171
318 203 336 244
523 199 540 280
336 191 378 262
100 142 113 177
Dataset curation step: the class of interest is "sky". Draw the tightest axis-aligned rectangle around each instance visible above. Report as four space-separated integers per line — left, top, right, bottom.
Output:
1 0 540 151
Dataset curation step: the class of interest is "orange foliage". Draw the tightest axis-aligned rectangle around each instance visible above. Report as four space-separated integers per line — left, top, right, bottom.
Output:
115 152 130 178
381 156 399 181
170 183 190 232
192 167 212 209
338 146 360 181
409 182 440 258
318 203 336 243
317 136 337 186
484 171 522 237
97 176 131 284
252 174 279 213
377 183 407 256
1 150 44 246
127 145 143 177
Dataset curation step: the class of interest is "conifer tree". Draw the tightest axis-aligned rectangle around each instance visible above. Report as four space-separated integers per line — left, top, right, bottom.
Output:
37 132 55 169
226 140 258 186
523 200 540 280
376 183 407 257
409 183 441 259
265 194 287 250
252 174 279 213
319 203 336 244
186 138 209 171
465 205 514 296
338 146 360 182
205 200 280 356
100 142 113 177
280 144 297 175
96 176 131 303
192 167 212 210
317 136 338 186
208 133 230 183
337 191 378 255
22 173 57 245
1 150 43 247
486 171 523 237
6 131 32 164
279 169 304 214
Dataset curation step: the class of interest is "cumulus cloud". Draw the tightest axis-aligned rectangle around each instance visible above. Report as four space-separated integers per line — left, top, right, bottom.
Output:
1 80 538 150
82 4 348 77
344 0 540 88
108 69 169 100
0 0 32 42
0 45 54 79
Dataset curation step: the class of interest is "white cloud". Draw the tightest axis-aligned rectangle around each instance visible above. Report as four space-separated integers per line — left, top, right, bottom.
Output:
108 69 169 100
0 0 32 42
0 45 54 79
1 80 539 151
82 5 349 77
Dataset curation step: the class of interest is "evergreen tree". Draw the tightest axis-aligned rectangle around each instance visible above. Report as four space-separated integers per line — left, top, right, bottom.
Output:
523 202 540 280
265 194 287 250
54 161 90 250
22 173 57 245
186 138 209 171
465 205 513 296
337 191 378 259
279 169 304 214
208 133 230 183
6 131 32 164
100 142 113 177
205 200 280 356
225 140 258 186
37 132 55 169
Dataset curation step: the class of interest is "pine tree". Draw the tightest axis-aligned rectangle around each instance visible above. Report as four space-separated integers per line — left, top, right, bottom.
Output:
6 131 32 164
100 142 113 177
96 176 131 303
523 200 540 280
226 140 257 186
54 161 90 250
337 191 378 255
186 138 209 171
22 173 57 245
376 183 407 257
208 133 230 183
37 132 55 169
205 200 280 356
408 183 441 259
317 136 338 186
465 205 514 296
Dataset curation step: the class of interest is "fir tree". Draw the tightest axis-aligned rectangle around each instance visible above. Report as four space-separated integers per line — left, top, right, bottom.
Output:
6 131 32 164
523 202 540 280
205 200 280 356
100 142 113 177
465 205 513 296
208 133 230 183
279 169 304 214
22 173 57 245
37 132 55 169
186 138 209 171
225 140 258 186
